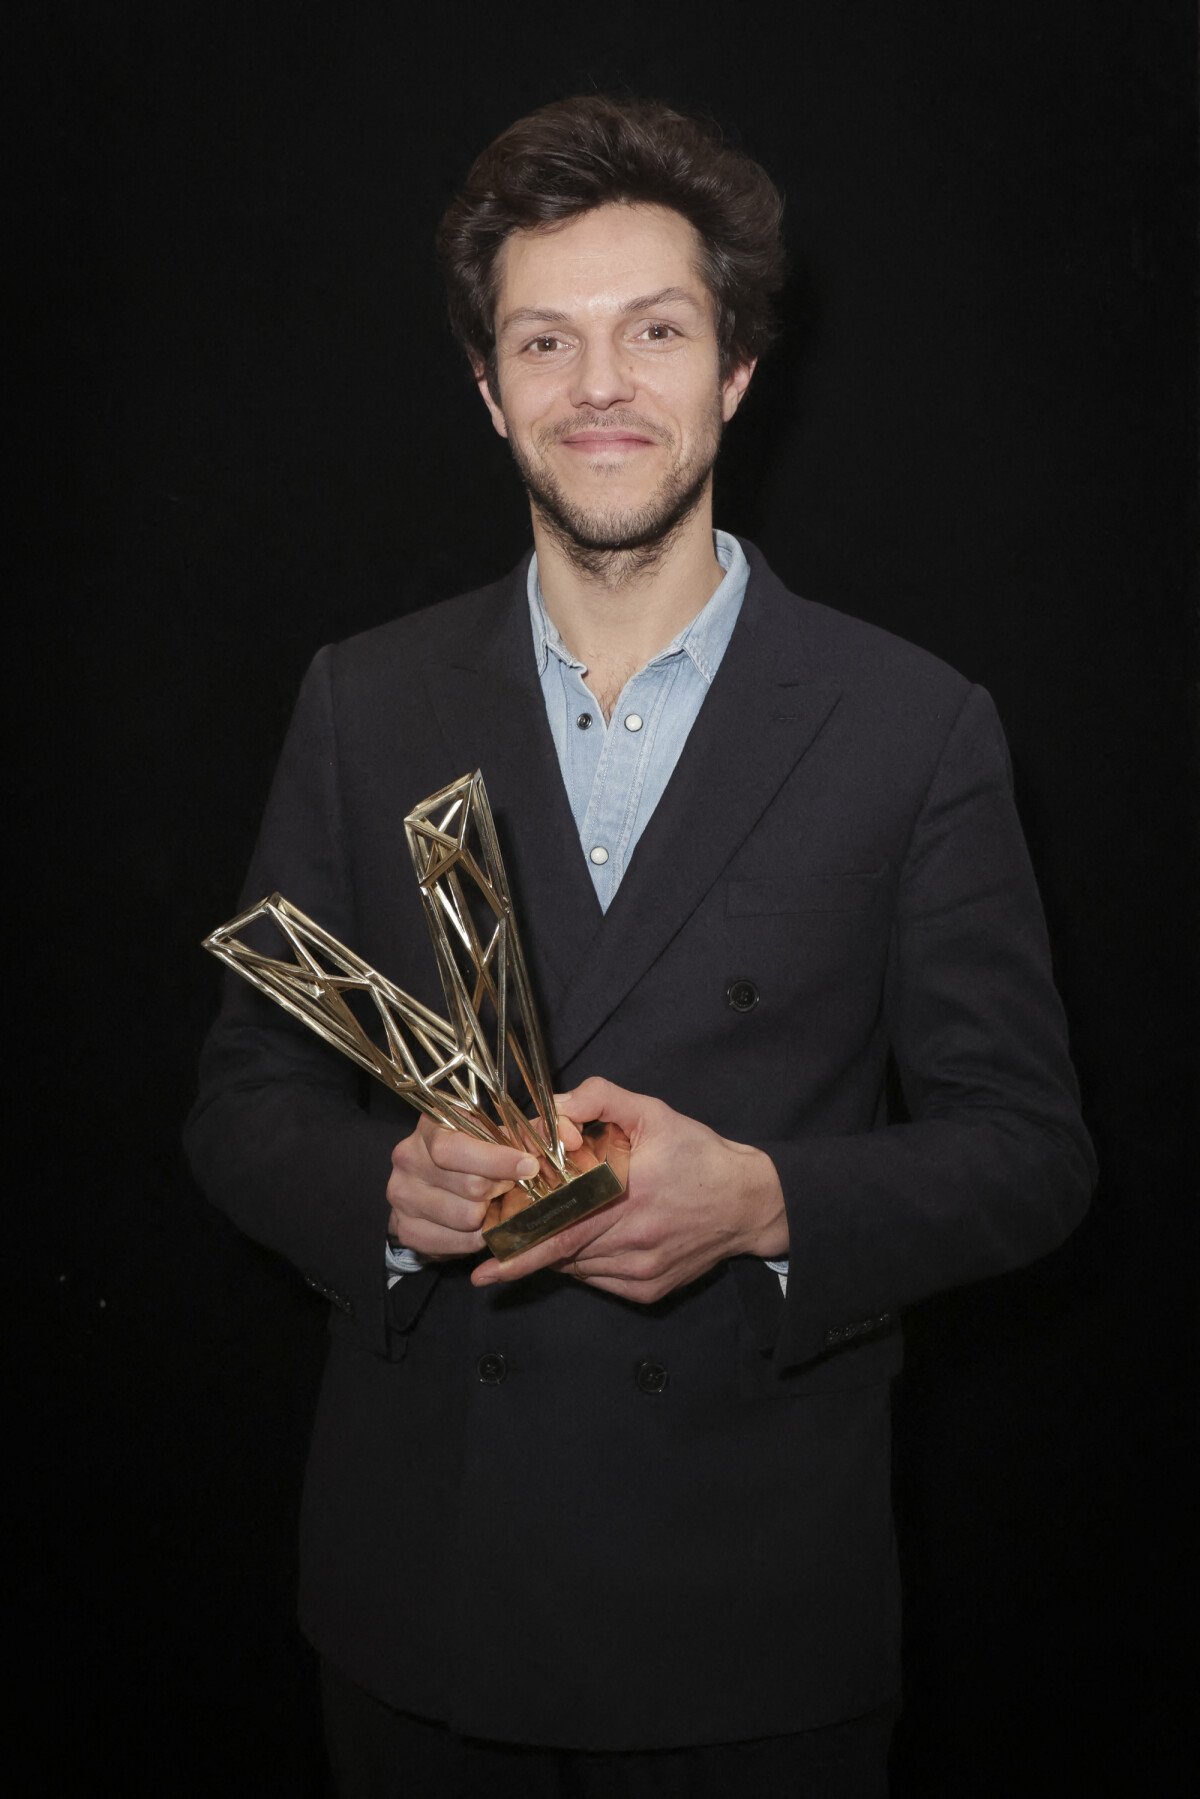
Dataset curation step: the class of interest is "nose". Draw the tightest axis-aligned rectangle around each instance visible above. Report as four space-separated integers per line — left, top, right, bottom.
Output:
568 335 636 411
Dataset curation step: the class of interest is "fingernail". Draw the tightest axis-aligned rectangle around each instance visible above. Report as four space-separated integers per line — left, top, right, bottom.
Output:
516 1157 539 1179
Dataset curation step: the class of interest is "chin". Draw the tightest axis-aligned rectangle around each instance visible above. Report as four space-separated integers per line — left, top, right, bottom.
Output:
513 430 718 562
564 495 655 537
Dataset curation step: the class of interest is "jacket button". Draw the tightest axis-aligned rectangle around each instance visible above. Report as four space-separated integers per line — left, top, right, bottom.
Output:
726 978 759 1012
477 1352 507 1385
635 1359 668 1394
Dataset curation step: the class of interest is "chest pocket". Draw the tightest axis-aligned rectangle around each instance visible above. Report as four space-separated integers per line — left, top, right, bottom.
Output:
721 866 891 1001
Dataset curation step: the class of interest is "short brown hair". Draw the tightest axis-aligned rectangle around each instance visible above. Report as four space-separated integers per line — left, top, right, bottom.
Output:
436 95 785 382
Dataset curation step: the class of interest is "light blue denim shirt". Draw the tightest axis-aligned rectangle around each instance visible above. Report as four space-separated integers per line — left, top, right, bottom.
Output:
529 529 749 911
388 530 787 1286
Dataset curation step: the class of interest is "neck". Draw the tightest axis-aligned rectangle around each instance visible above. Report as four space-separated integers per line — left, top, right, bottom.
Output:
532 493 725 686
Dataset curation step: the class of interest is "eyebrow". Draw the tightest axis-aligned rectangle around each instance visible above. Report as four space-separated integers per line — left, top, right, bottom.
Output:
498 286 708 335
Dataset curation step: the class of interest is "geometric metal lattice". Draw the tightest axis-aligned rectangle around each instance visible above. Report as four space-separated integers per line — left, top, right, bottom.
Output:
203 770 626 1258
402 770 566 1185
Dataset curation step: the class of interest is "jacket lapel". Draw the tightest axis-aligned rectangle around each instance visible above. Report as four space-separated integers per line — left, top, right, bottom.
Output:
423 561 603 1015
549 555 841 1070
422 548 841 1078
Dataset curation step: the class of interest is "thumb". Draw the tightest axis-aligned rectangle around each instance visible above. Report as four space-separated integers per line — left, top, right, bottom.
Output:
554 1076 647 1138
552 1110 585 1154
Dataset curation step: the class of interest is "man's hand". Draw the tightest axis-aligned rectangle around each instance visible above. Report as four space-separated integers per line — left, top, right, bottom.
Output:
387 1115 546 1260
470 1076 789 1302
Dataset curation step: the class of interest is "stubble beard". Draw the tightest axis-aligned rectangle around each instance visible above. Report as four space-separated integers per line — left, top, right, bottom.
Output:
504 401 725 586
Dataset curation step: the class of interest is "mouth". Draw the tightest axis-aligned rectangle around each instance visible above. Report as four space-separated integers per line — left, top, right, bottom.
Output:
557 431 656 454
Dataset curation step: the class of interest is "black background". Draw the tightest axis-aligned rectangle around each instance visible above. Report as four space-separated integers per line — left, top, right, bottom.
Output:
17 3 1196 1793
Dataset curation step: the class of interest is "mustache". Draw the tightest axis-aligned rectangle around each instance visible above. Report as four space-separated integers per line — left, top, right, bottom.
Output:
539 412 672 448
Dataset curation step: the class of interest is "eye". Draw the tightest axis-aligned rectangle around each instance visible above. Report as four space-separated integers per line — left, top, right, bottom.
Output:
526 334 567 355
637 322 679 342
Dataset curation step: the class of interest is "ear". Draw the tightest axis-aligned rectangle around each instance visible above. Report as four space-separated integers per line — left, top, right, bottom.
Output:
721 358 757 423
473 361 509 439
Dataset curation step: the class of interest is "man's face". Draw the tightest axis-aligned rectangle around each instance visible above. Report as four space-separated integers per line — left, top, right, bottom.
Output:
477 203 754 554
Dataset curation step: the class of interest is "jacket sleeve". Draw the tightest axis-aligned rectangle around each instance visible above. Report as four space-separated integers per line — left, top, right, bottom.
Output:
755 683 1096 1370
184 645 427 1356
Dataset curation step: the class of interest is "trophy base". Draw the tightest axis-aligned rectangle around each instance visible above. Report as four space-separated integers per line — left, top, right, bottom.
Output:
482 1123 630 1261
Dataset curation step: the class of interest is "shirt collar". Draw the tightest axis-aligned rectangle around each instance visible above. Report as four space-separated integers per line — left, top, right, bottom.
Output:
526 530 749 685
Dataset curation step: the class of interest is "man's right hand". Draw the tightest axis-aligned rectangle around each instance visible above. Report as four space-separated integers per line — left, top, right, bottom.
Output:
386 1116 542 1260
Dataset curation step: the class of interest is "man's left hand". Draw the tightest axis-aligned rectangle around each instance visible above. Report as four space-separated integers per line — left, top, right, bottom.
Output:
470 1076 788 1302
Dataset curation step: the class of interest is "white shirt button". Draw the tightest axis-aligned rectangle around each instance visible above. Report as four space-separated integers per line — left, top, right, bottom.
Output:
589 846 609 866
624 713 643 732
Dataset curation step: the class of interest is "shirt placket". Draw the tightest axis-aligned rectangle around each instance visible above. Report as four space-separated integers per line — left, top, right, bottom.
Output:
556 659 604 837
578 660 675 906
610 655 683 872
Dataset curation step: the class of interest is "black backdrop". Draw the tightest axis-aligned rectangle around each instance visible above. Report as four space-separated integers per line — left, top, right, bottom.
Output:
17 3 1196 1793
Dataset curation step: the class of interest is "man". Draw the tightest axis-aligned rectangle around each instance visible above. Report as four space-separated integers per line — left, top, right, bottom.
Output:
187 96 1095 1796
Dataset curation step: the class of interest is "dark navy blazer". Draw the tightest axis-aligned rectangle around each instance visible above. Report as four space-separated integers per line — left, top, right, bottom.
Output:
186 544 1095 1749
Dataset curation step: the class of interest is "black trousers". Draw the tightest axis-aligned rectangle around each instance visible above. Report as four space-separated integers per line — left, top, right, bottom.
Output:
321 1661 895 1799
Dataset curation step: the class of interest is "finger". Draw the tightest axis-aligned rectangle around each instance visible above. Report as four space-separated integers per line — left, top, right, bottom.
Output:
388 1158 502 1228
391 1215 487 1259
397 1184 493 1235
553 1077 649 1140
426 1129 540 1185
552 1077 622 1124
470 1198 627 1288
554 1112 585 1154
558 1245 661 1283
418 1162 524 1210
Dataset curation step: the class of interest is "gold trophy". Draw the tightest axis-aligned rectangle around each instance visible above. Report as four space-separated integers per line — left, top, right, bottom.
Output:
202 770 628 1259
